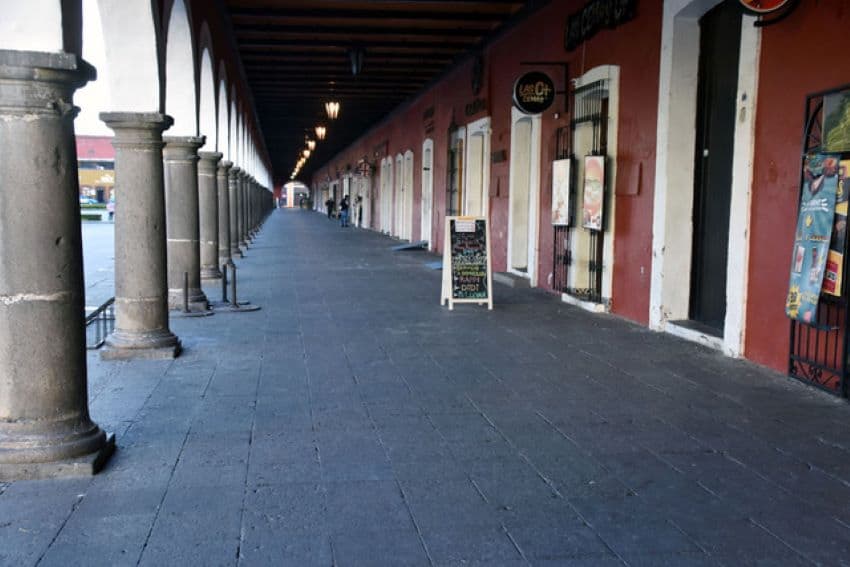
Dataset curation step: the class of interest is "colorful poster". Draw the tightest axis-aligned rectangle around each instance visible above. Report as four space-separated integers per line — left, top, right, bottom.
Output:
786 154 841 324
822 160 850 296
551 159 571 225
582 155 604 231
824 90 850 153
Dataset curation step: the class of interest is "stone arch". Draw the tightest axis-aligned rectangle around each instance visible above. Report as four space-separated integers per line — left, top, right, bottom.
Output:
217 63 229 158
91 0 162 113
198 46 216 150
164 0 196 136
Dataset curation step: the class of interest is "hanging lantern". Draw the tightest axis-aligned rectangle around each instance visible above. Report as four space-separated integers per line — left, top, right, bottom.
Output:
303 149 311 158
325 101 340 120
307 139 316 151
315 125 326 140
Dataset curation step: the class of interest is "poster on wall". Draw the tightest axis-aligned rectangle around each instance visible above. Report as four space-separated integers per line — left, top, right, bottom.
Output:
823 90 850 153
582 155 605 231
551 159 571 225
822 160 850 296
785 154 841 324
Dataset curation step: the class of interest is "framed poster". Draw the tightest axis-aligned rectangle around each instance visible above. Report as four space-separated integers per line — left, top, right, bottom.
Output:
582 155 604 231
786 154 840 324
824 89 850 153
823 159 850 296
551 158 571 225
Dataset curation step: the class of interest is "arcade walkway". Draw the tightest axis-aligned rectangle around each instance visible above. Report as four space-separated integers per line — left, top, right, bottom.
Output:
2 209 850 566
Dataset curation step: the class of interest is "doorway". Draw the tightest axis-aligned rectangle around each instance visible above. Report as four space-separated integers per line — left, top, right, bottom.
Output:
508 108 542 282
464 117 490 217
689 0 742 333
421 139 434 247
447 128 464 216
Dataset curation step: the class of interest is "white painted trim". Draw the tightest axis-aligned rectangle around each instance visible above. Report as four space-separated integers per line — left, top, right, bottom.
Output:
649 0 759 357
561 293 609 314
394 153 404 238
722 23 760 357
665 322 725 351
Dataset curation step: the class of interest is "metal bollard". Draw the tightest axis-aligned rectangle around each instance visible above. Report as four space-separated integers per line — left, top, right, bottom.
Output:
182 271 190 313
221 264 228 304
231 263 239 307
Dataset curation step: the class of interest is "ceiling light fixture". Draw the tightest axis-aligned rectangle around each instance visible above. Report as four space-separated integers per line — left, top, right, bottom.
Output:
325 101 340 120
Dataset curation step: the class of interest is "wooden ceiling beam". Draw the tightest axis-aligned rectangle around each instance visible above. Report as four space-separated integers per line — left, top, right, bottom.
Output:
233 24 488 38
237 38 473 51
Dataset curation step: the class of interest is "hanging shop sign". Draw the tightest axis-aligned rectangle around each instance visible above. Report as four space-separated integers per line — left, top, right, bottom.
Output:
440 216 493 310
785 154 841 324
551 158 572 225
737 0 794 15
822 160 850 296
565 0 637 51
513 71 556 115
582 155 605 231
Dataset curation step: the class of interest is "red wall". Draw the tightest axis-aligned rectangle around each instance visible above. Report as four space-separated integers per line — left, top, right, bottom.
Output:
313 0 663 324
746 0 850 371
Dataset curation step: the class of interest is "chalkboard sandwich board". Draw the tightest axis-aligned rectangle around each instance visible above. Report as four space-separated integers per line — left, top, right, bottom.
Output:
440 216 493 310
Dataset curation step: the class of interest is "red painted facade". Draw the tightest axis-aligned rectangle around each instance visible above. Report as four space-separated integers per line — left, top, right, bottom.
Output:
313 0 663 325
746 0 850 371
76 136 115 160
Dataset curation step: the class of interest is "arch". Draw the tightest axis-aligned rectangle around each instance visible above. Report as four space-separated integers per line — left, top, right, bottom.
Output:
75 0 111 135
94 0 161 112
230 89 238 165
198 46 216 150
217 65 229 158
164 0 196 136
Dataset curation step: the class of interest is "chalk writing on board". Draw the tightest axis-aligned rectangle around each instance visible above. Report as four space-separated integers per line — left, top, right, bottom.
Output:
451 219 488 299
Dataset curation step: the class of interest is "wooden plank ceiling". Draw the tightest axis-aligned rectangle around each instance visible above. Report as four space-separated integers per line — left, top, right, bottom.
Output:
225 0 530 182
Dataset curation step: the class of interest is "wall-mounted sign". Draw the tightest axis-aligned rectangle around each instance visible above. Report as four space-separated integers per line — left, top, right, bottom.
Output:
565 0 637 51
737 0 794 14
513 71 555 115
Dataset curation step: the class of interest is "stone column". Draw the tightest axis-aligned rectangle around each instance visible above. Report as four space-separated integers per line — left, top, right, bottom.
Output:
248 179 256 237
163 136 208 311
101 112 180 360
217 160 233 268
238 171 248 248
229 166 243 258
0 51 114 480
198 151 222 280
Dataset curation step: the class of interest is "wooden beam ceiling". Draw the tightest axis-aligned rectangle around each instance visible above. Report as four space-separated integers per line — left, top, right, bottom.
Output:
225 0 529 182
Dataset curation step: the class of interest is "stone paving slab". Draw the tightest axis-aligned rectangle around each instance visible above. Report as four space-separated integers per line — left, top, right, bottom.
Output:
2 209 850 566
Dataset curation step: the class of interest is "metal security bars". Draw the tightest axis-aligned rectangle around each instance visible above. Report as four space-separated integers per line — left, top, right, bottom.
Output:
552 79 608 305
788 87 850 398
85 297 115 350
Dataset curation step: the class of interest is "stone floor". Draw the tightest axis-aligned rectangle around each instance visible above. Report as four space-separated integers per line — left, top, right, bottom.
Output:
2 209 850 566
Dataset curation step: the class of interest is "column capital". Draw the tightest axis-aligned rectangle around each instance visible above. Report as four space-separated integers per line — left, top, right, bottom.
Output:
230 166 242 176
0 50 94 116
218 160 233 173
198 151 223 175
100 113 173 149
163 136 205 162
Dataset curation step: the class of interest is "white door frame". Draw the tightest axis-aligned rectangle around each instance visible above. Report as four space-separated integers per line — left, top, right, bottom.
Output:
649 0 760 356
506 107 542 286
421 138 434 248
403 150 414 241
394 153 403 237
463 116 491 217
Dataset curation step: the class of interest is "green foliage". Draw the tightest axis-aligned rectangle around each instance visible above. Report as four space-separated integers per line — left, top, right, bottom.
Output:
80 203 106 209
80 213 102 221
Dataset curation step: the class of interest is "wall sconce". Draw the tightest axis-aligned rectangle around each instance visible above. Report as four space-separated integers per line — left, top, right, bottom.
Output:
325 101 340 120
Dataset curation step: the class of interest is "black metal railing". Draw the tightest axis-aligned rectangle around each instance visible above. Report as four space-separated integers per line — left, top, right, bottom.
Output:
85 297 115 349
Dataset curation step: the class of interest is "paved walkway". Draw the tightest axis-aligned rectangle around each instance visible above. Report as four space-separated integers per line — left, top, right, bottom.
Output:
2 209 850 566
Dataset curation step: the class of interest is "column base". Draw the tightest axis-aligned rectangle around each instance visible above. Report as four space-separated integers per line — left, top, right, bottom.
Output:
0 434 115 482
101 329 182 360
231 248 243 259
167 289 209 312
200 266 223 280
